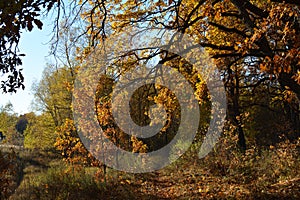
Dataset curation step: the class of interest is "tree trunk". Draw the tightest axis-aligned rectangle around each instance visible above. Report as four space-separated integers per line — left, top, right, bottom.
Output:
232 93 246 152
227 67 247 152
279 72 300 138
278 72 300 101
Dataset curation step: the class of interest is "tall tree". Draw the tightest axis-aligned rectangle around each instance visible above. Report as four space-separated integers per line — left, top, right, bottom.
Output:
32 64 74 126
104 0 300 149
53 0 300 151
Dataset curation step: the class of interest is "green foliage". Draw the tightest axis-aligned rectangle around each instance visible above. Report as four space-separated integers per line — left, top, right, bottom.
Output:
0 102 22 144
24 113 56 150
12 163 105 200
32 64 74 126
0 103 17 132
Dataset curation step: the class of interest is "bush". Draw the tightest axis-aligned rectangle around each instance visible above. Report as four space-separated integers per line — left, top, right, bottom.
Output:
0 149 23 199
202 129 300 187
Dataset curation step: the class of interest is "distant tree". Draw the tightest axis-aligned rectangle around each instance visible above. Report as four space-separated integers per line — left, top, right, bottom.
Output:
0 131 5 141
0 103 17 135
0 103 22 145
15 114 28 134
23 112 56 150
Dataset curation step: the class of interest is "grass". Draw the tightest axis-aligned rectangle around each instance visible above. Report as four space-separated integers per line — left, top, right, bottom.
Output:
3 137 300 200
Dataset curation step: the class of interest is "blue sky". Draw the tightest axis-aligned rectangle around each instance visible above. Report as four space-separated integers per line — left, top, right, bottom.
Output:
0 19 53 115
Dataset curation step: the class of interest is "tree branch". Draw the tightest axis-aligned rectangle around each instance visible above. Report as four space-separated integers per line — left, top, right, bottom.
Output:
270 0 300 6
208 22 247 37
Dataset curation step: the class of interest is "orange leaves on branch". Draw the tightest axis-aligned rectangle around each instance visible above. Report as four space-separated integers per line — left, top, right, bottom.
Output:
55 119 93 165
292 70 300 85
260 48 300 75
131 136 147 153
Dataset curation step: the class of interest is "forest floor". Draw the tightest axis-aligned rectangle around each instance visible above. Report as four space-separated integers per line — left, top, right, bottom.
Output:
6 146 300 200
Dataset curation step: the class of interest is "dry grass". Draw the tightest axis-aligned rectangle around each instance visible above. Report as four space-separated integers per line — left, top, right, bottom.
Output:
3 137 300 200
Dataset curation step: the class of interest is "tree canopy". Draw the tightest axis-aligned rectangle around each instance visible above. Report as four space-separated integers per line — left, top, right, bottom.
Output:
1 1 300 198
0 0 299 153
